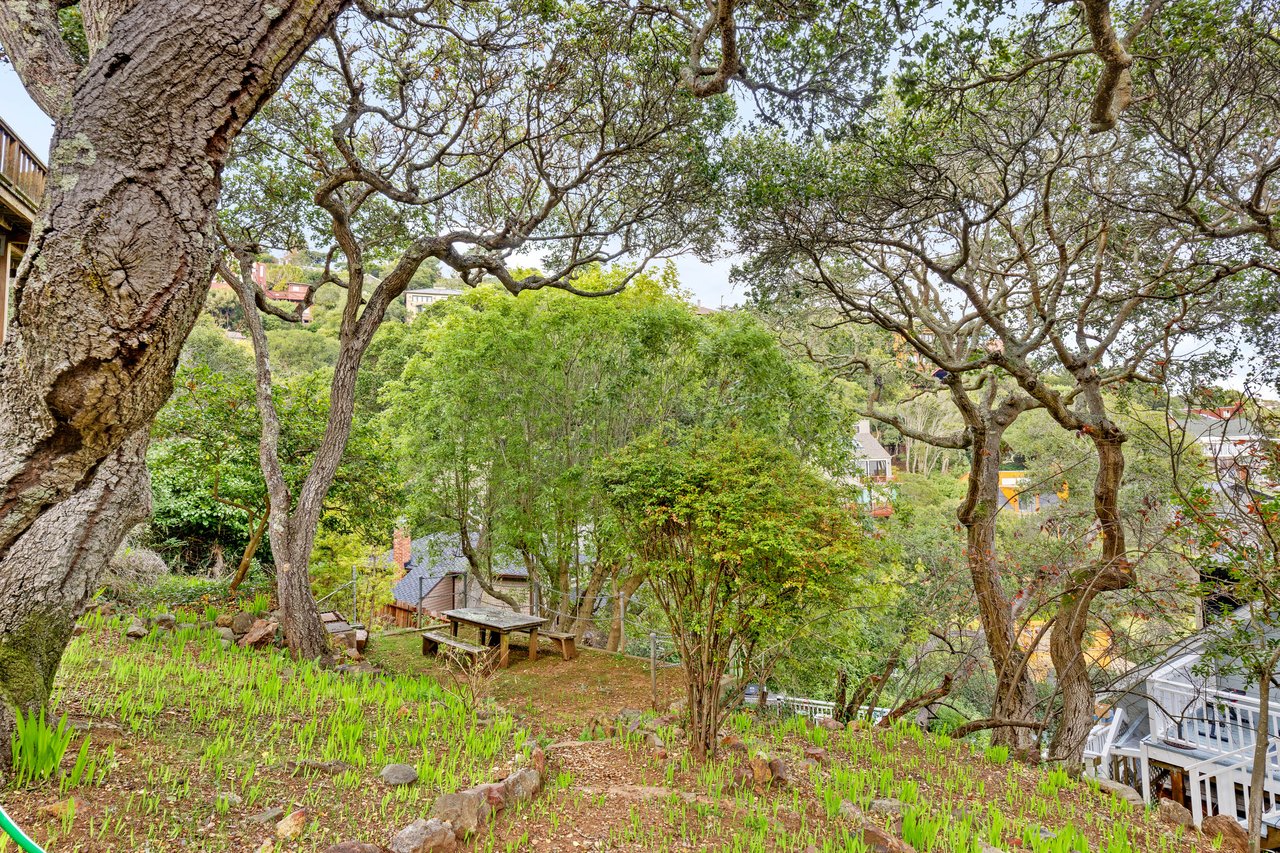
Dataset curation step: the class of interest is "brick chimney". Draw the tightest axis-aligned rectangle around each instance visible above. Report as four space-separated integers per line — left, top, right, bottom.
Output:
392 525 412 577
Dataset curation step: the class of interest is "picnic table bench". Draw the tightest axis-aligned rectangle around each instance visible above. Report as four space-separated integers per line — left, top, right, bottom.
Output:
540 630 578 661
421 630 493 667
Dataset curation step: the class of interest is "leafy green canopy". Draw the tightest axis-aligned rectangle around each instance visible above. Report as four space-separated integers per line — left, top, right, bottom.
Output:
378 268 857 616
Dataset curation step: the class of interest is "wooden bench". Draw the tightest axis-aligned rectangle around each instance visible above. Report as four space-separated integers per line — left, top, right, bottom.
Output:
540 630 577 661
421 631 493 667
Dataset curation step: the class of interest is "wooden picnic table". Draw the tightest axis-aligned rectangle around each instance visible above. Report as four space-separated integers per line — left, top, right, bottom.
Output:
442 608 547 669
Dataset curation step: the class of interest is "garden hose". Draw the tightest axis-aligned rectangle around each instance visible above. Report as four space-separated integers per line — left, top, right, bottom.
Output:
0 804 43 853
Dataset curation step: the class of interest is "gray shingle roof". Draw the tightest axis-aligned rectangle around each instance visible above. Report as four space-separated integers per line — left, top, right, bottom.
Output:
386 533 527 606
852 432 891 462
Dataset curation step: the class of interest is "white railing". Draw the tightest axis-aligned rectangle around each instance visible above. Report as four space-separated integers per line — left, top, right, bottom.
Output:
1147 675 1280 757
775 696 837 719
1187 741 1280 827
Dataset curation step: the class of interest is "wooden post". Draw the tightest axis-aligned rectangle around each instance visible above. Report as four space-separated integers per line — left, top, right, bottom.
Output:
499 632 510 669
650 632 658 712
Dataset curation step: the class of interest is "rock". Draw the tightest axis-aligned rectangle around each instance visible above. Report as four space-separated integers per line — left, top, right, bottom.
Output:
380 763 420 786
344 647 363 661
125 618 148 639
1157 797 1194 827
732 765 752 788
248 805 285 824
390 818 457 853
324 843 382 853
860 825 916 853
530 746 546 775
803 746 828 764
429 789 490 837
178 622 197 632
504 768 541 803
818 717 843 731
645 731 664 750
39 798 75 820
1094 777 1143 809
871 798 905 817
750 755 772 785
276 808 308 840
239 618 278 648
654 747 668 760
838 800 859 819
154 613 177 630
215 614 234 628
286 758 353 776
215 791 242 807
230 611 255 635
220 639 232 650
768 758 791 786
216 627 235 643
476 782 510 812
1201 814 1249 853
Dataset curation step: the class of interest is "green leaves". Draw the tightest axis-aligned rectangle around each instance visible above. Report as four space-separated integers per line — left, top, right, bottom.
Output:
10 709 74 789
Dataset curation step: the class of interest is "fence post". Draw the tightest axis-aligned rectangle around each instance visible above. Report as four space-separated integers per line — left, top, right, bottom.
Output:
650 632 658 712
618 591 627 655
417 576 424 630
351 563 358 625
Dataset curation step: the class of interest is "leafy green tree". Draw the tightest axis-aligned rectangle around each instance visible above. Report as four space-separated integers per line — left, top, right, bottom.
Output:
382 271 853 642
600 428 871 759
150 364 399 592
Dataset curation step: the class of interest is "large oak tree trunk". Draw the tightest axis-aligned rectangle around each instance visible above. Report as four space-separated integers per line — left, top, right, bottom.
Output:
0 0 347 766
958 419 1039 756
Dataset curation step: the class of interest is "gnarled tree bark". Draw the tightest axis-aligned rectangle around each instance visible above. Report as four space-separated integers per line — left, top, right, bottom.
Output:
0 0 346 765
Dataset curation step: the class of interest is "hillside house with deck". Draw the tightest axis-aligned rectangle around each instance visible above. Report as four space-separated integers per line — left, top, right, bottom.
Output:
0 118 46 342
1091 606 1280 839
380 531 530 627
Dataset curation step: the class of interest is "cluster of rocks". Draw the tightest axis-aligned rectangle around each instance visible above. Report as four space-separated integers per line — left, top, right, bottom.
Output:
335 747 547 853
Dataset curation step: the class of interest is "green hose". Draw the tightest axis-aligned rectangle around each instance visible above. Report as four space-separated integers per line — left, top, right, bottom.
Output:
0 804 43 853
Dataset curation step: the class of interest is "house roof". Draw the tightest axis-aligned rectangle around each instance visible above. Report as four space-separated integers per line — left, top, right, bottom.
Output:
386 533 527 605
852 431 892 462
1183 414 1257 441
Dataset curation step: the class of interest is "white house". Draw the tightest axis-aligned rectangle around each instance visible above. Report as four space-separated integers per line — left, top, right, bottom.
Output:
852 420 893 482
404 287 463 319
1091 605 1280 837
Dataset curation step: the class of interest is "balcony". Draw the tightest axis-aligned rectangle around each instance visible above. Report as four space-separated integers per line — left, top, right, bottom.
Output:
0 116 47 230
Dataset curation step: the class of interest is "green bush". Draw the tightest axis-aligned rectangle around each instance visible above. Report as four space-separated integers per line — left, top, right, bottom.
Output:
10 709 73 788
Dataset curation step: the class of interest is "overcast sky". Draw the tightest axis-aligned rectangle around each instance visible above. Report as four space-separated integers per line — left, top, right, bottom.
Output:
0 67 742 308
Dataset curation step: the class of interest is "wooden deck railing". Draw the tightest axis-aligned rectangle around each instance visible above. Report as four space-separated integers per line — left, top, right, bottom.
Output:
0 117 47 210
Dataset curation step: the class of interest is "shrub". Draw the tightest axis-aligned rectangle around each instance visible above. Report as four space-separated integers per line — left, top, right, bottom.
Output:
101 544 170 600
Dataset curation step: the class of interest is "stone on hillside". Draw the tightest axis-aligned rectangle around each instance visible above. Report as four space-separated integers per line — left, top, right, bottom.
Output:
215 614 235 628
838 800 859 819
231 611 255 635
645 731 664 750
1093 777 1143 809
220 639 232 650
476 782 510 812
39 798 75 819
818 717 843 731
504 768 541 804
215 791 242 807
239 618 278 648
154 613 176 630
324 843 382 853
286 758 352 776
530 746 546 775
768 758 791 786
248 805 285 824
803 746 827 764
1201 814 1249 853
216 627 235 643
380 763 420 786
390 818 457 853
860 825 916 853
750 755 773 785
1157 798 1193 827
276 808 308 840
871 798 905 817
429 789 490 836
125 618 147 639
